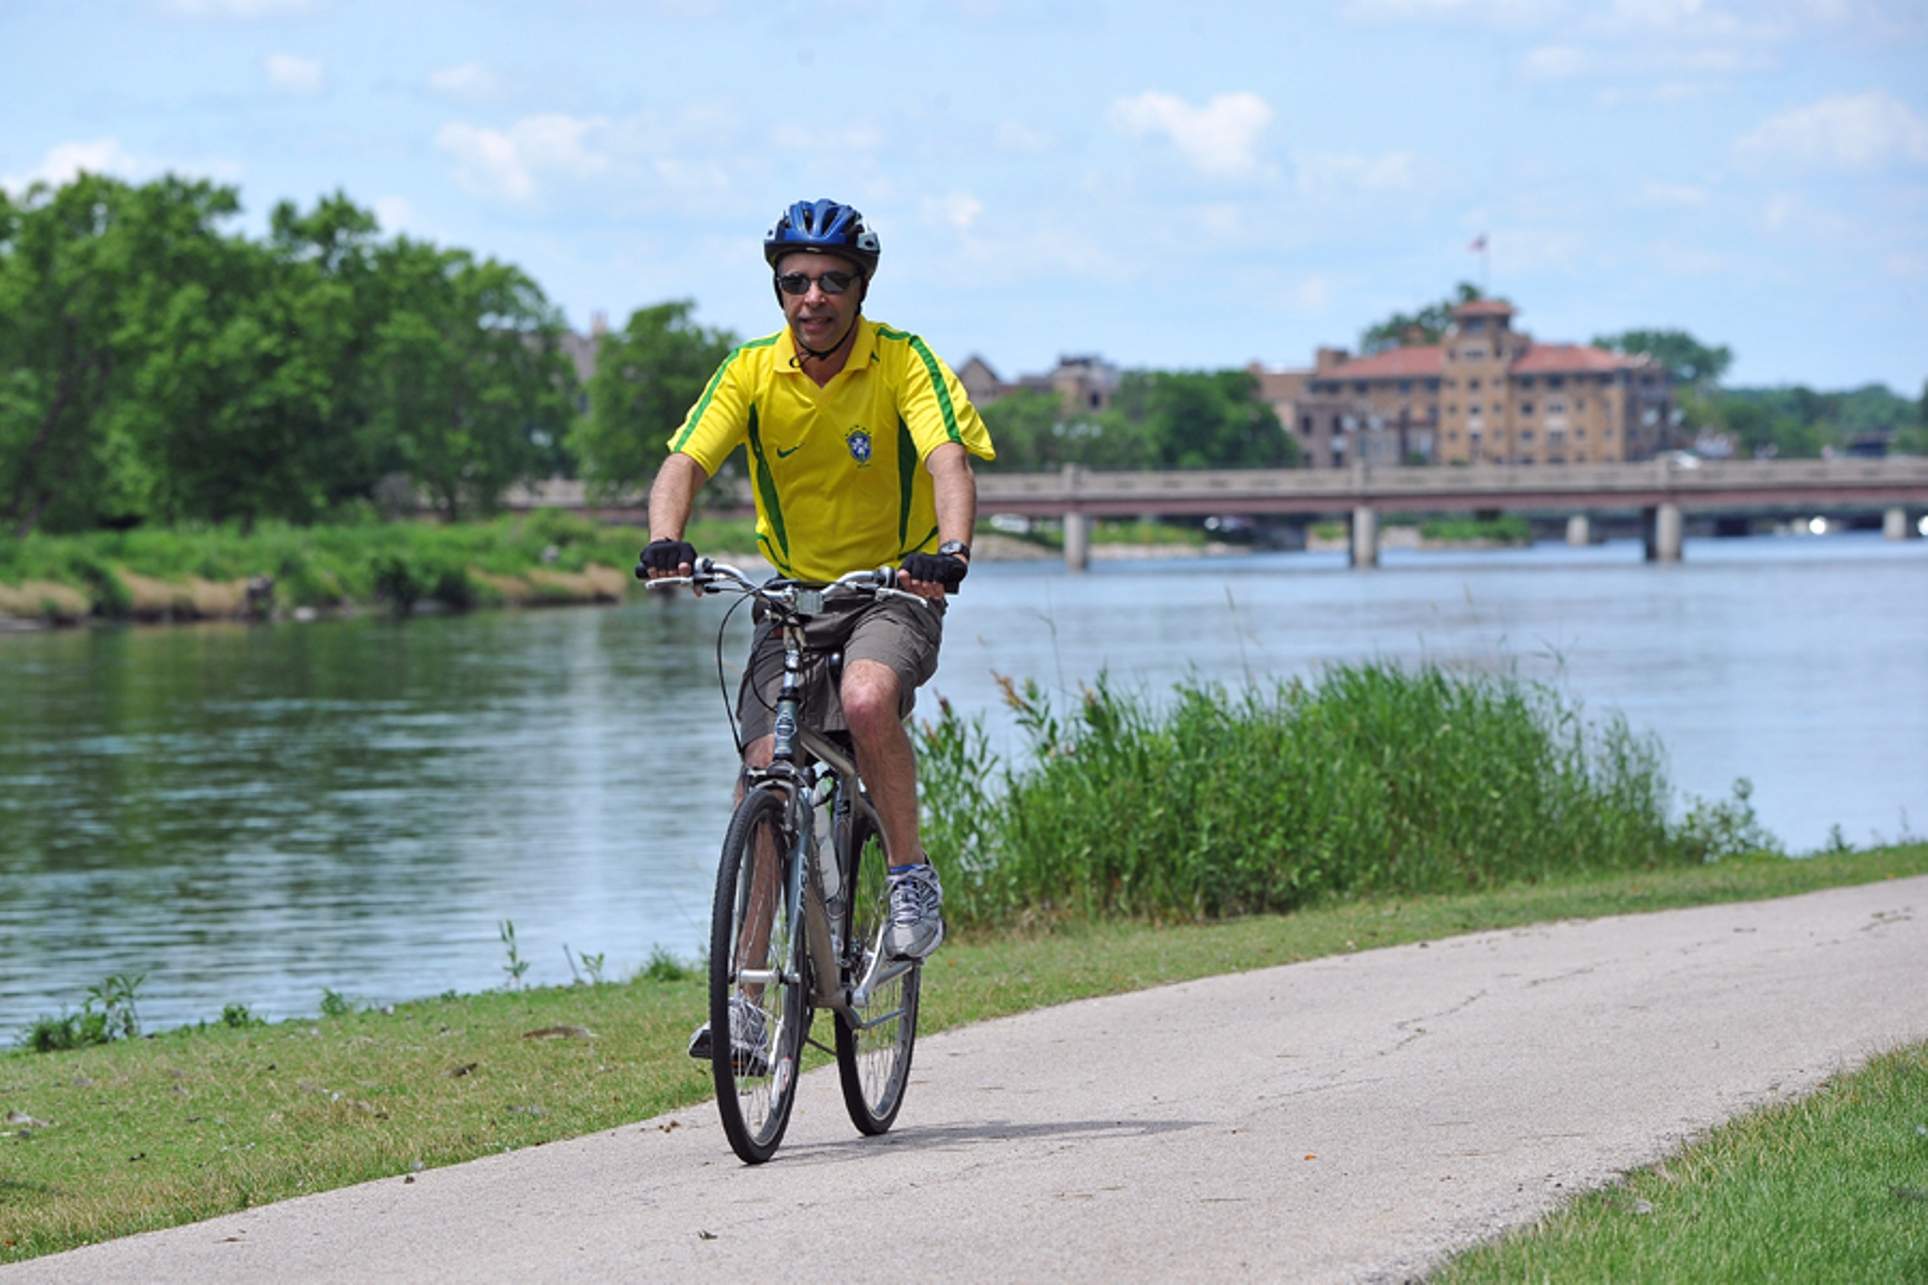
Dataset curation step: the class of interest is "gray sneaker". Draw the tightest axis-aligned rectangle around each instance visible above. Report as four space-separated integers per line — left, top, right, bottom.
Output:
884 861 945 960
686 995 771 1075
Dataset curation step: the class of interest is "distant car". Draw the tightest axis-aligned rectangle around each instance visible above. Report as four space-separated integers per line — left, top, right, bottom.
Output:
1660 451 1702 469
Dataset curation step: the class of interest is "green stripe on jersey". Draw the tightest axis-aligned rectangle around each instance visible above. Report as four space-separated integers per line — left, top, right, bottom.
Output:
744 405 790 560
670 335 776 452
906 336 962 445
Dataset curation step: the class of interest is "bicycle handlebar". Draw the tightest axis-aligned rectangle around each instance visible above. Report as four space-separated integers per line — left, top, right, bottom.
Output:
641 557 933 612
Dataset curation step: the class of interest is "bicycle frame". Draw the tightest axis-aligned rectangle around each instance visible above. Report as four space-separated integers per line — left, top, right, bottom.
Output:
738 589 917 1027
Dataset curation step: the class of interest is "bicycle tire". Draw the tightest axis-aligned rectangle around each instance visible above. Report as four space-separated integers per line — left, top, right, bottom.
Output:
833 808 919 1135
709 784 807 1164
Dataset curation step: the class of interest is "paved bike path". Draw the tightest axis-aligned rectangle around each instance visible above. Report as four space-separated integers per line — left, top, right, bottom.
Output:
11 876 1927 1283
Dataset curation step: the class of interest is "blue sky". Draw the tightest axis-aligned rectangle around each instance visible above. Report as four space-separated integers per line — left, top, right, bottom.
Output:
6 0 1926 392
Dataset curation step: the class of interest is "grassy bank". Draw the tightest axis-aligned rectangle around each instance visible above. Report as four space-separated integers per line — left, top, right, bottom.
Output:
1439 1038 1928 1282
918 663 1774 929
0 513 710 625
3 844 1925 1263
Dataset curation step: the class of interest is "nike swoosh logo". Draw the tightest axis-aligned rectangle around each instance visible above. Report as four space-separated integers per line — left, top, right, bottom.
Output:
776 444 802 459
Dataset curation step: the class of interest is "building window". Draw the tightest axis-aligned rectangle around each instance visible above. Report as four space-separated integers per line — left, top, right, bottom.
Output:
1463 317 1486 332
1341 414 1358 431
1460 345 1488 360
1299 415 1313 435
1548 398 1567 414
1353 381 1369 394
1575 397 1586 411
1447 403 1458 414
1427 378 1441 391
1521 400 1535 415
1642 407 1660 425
1397 380 1412 393
1521 429 1534 442
1519 375 1535 388
1469 377 1482 390
1548 375 1565 388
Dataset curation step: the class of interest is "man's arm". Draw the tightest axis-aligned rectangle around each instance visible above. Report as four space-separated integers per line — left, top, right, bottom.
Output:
899 443 975 599
928 443 976 547
643 453 708 579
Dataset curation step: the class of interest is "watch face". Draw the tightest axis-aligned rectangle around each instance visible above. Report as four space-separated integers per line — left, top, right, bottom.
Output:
938 540 970 557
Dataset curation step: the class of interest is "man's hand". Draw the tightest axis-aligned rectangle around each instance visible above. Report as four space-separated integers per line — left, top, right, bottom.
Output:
898 550 967 601
637 537 697 580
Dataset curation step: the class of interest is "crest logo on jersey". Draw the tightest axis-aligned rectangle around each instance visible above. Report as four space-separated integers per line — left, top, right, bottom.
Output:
845 426 873 467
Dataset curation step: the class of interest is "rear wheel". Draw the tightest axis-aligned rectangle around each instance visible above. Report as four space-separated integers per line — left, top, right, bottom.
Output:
834 808 919 1134
709 785 806 1164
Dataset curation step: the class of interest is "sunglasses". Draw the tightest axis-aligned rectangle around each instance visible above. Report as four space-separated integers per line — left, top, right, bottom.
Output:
775 269 858 296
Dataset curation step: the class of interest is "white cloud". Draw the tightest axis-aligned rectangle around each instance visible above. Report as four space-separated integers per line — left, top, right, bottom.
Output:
372 195 416 234
264 53 323 93
162 0 313 15
772 123 883 152
1297 150 1417 197
922 192 984 233
1109 91 1274 179
428 62 500 100
1595 81 1707 106
1294 273 1332 313
994 120 1051 153
1636 181 1711 207
1 138 141 194
1738 90 1928 169
436 113 610 202
1343 0 1562 24
1522 44 1587 78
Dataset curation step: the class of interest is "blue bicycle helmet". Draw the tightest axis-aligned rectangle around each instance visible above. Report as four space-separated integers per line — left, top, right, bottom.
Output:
763 199 881 278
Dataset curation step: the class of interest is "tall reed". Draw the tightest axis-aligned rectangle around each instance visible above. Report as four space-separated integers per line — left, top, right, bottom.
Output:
918 662 1772 929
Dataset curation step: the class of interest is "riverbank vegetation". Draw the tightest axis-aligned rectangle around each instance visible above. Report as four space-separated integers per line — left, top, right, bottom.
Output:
0 513 651 623
916 663 1772 929
3 843 1925 1263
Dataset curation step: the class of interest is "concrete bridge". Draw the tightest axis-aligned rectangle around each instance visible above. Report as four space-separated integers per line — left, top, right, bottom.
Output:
506 456 1928 571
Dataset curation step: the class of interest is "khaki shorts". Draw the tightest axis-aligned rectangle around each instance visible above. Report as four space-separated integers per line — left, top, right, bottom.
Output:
735 593 946 744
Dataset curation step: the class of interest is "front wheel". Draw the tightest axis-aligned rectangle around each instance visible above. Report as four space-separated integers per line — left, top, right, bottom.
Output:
709 784 806 1164
834 809 920 1134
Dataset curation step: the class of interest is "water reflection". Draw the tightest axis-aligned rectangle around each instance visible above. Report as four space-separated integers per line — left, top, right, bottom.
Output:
2 533 1923 1031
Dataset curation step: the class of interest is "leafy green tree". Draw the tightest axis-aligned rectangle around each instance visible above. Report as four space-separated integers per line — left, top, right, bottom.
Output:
0 174 154 533
977 388 1152 471
1359 282 1483 355
1592 329 1732 387
569 300 737 497
1105 370 1299 470
367 241 578 519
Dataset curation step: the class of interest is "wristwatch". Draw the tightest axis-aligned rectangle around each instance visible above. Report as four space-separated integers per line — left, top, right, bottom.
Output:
937 539 971 560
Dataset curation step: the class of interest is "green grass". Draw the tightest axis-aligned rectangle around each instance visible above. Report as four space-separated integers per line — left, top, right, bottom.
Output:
917 664 1773 928
976 518 1207 551
1438 1039 1928 1283
3 844 1925 1263
1417 514 1533 545
0 513 668 620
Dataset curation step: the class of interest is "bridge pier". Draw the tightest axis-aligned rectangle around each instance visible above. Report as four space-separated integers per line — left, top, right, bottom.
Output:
1063 510 1091 572
1566 514 1591 547
1885 506 1918 541
1643 503 1683 563
1350 506 1379 569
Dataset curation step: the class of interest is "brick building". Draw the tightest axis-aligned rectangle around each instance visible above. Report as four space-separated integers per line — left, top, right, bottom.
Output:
956 353 1121 415
1257 298 1675 468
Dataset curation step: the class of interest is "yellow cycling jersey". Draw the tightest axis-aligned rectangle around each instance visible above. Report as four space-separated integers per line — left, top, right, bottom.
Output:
668 317 997 582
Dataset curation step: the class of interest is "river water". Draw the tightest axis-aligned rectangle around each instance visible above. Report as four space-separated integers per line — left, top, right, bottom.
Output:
2 533 1923 1033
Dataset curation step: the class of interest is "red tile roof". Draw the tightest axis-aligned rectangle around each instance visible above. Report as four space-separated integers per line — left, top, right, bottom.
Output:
1452 299 1516 318
1324 345 1444 380
1509 344 1643 375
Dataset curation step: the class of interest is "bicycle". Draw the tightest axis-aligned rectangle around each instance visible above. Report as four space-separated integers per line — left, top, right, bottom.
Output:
640 557 930 1164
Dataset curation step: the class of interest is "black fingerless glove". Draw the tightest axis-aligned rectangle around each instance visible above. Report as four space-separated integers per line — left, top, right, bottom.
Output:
900 551 968 591
636 538 697 578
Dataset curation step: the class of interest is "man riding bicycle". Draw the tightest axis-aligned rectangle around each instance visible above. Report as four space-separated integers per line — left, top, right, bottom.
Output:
639 198 996 1065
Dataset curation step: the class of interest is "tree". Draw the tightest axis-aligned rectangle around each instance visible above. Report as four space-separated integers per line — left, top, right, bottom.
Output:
977 389 1152 472
1592 329 1732 387
366 241 577 519
0 173 151 534
569 300 737 497
1359 282 1483 355
1105 370 1299 470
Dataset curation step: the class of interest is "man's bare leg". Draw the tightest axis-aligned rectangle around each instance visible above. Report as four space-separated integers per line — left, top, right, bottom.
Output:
839 660 923 865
